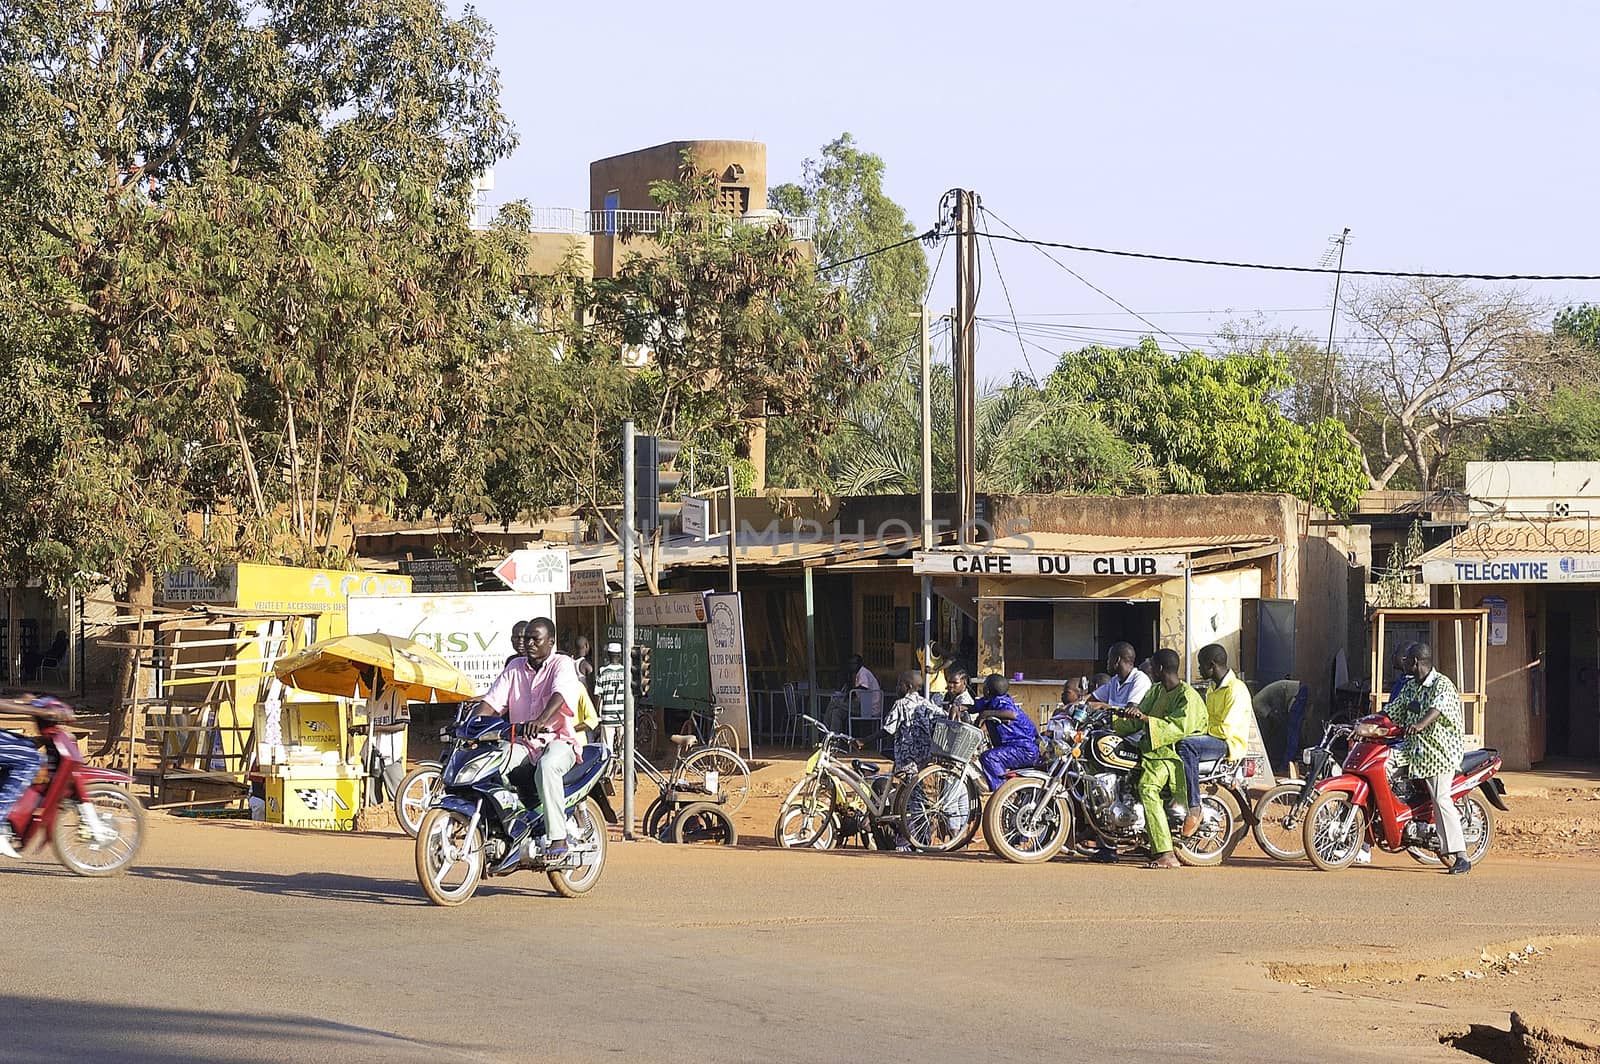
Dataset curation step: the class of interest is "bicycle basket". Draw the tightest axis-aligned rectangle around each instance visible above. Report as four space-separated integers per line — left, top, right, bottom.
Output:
930 718 983 763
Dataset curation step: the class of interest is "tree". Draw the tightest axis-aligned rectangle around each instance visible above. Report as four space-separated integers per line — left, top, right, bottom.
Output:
0 0 517 595
1044 342 1368 512
1338 279 1559 490
1485 304 1600 462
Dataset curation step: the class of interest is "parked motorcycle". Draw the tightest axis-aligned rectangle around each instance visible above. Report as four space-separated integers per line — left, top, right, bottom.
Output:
4 697 146 876
1251 720 1355 862
1300 712 1507 872
414 713 613 905
982 704 1255 866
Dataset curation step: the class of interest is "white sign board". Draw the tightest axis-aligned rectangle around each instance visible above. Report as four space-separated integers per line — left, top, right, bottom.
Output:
347 592 554 697
912 550 1186 578
1482 595 1509 646
1421 555 1600 584
705 592 752 756
615 591 708 627
682 497 710 540
492 548 571 594
560 567 609 608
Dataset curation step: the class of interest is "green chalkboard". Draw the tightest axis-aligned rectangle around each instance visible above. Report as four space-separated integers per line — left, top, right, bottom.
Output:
607 624 713 712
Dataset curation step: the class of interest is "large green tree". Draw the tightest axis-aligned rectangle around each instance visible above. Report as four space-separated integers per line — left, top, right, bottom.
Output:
1044 342 1368 512
0 0 517 595
1486 303 1600 462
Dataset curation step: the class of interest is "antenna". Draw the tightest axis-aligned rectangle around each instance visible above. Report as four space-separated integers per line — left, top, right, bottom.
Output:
1319 228 1352 418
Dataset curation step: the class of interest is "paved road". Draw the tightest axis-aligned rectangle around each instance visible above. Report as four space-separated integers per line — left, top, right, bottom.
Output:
2 817 1595 1063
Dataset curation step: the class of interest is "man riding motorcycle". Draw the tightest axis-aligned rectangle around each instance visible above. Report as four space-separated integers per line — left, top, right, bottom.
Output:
477 617 584 861
1116 649 1208 869
0 694 71 859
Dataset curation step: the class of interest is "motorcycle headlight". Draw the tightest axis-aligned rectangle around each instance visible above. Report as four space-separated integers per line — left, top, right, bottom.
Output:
1301 747 1317 765
452 748 503 786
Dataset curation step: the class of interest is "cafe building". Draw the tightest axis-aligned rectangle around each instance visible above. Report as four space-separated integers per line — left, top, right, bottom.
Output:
1415 461 1600 769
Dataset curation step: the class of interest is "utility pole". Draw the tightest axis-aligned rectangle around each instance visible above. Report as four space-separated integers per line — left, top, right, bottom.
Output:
621 420 637 840
726 464 738 594
949 190 979 545
920 305 934 697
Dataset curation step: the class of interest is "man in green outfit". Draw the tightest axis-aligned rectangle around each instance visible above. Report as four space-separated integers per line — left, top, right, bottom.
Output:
1118 647 1209 869
1387 641 1471 874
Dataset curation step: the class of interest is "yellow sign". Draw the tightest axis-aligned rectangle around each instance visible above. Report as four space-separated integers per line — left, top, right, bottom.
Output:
264 773 360 831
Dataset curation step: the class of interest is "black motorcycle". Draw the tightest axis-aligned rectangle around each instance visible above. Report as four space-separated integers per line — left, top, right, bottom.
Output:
983 705 1256 865
414 713 614 905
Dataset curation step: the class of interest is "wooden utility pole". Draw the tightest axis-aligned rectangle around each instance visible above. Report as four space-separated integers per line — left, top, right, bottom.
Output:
951 189 979 544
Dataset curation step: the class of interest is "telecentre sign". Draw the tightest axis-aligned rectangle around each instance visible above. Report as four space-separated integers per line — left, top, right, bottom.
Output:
1422 555 1600 584
911 551 1186 578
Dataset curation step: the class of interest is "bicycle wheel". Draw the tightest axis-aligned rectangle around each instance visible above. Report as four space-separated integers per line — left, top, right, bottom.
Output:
680 746 751 814
671 802 739 846
713 723 740 753
775 774 836 849
635 710 657 754
1251 783 1312 862
897 763 980 853
642 796 673 840
394 765 442 839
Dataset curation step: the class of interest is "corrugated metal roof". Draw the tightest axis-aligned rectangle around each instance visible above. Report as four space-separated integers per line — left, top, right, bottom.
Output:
974 532 1277 555
558 534 911 577
1417 520 1600 563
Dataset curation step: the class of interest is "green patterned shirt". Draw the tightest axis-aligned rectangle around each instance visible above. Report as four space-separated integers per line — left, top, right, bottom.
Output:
1387 669 1466 778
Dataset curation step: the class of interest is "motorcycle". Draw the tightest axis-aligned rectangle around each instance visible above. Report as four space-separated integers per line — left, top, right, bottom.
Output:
982 704 1255 866
4 698 147 876
414 714 614 905
1300 711 1507 872
1251 719 1356 862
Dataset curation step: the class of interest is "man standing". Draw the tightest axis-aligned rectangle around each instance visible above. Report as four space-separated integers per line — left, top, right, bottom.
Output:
1091 642 1152 713
1178 644 1253 837
944 666 975 719
595 642 627 754
1387 642 1471 874
479 617 584 860
1118 648 1207 869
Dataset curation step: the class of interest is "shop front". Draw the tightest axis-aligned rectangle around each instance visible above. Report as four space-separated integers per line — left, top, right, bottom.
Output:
1419 525 1600 768
1 585 80 693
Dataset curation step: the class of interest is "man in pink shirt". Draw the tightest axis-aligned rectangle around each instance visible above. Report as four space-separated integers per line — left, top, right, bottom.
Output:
480 617 583 857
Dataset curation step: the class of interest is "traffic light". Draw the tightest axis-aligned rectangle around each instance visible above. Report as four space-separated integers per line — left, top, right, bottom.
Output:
630 645 653 704
634 435 683 534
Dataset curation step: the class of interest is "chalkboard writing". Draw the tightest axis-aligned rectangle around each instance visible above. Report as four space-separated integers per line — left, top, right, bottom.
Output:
607 624 713 711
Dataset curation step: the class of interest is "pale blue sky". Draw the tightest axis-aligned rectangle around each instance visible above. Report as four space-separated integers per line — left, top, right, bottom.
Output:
466 0 1600 378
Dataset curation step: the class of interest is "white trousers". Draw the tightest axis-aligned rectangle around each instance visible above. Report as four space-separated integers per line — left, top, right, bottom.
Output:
536 742 577 841
1427 771 1465 856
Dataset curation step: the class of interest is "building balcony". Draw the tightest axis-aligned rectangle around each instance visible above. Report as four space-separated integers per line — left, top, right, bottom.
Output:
473 204 813 241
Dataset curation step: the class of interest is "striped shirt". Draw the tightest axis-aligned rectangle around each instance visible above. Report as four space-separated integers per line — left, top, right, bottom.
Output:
596 662 627 726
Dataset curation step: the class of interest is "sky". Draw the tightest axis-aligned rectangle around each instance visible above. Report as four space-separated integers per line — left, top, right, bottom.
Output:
463 0 1600 380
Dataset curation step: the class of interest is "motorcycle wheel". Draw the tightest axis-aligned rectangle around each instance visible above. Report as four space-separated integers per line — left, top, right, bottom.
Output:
897 763 981 854
670 801 739 846
1252 783 1312 862
1302 791 1367 872
52 784 146 877
394 765 442 839
680 746 752 814
548 799 608 898
1174 792 1235 867
775 775 836 849
983 777 1072 864
1408 791 1495 866
415 807 484 906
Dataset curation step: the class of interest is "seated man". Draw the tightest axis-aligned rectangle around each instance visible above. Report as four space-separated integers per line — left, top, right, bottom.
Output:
1117 648 1208 869
944 666 975 720
1091 642 1152 713
973 674 1040 791
1178 644 1253 837
825 654 881 735
479 616 584 860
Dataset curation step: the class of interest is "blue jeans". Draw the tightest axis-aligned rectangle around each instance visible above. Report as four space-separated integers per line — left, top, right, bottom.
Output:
0 731 43 820
1176 735 1228 807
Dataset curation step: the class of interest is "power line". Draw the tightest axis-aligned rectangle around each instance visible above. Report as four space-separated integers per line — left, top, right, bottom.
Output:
969 230 1600 282
977 212 1039 383
979 206 1188 350
816 229 938 274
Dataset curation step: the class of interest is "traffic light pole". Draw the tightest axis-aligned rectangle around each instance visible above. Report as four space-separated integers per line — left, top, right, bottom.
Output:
621 419 637 840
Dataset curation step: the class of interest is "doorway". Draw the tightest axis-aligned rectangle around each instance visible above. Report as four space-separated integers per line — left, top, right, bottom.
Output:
1545 587 1600 758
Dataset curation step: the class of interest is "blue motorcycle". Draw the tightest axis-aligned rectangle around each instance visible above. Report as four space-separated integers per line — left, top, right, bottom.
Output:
413 713 614 905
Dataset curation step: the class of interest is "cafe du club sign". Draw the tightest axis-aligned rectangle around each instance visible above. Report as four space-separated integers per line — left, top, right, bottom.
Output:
912 550 1186 578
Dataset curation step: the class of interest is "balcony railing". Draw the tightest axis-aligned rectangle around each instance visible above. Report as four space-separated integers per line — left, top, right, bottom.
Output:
472 204 814 241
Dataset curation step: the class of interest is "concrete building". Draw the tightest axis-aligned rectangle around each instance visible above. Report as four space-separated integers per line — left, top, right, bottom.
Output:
493 139 812 281
1416 461 1600 768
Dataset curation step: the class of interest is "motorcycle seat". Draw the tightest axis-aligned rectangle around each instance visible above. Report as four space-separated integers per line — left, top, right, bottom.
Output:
1460 748 1497 775
560 746 610 794
669 734 698 749
851 759 882 777
1196 759 1223 777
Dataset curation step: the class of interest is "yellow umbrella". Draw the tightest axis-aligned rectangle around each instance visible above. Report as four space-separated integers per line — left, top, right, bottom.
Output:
273 632 478 703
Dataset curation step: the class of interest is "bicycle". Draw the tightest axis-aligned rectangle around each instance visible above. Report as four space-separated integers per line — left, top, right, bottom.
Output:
672 690 740 752
895 715 989 853
774 714 911 851
634 730 752 839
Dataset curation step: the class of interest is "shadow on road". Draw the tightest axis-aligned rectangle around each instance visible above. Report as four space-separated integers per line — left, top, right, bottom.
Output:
0 994 487 1064
129 865 547 905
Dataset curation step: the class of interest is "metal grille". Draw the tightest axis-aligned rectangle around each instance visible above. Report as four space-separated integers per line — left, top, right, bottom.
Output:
861 595 894 670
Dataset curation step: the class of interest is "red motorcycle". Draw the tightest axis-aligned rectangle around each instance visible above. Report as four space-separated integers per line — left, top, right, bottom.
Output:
1300 711 1507 872
4 698 147 876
